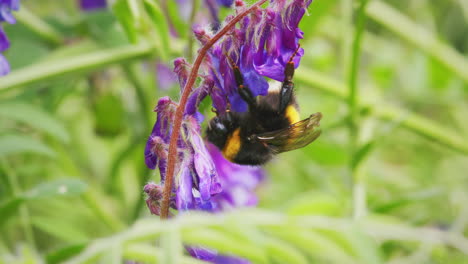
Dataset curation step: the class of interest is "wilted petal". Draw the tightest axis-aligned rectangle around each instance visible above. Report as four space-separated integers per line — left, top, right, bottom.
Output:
186 117 221 201
144 182 164 215
144 97 176 169
174 58 191 91
176 161 195 210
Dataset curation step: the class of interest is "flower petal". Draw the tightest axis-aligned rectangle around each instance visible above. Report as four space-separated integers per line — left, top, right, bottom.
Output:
0 53 10 76
79 0 107 11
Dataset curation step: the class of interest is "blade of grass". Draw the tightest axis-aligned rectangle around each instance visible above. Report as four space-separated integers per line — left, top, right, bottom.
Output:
366 1 468 84
294 69 468 155
0 42 154 94
348 0 370 219
124 244 206 264
15 6 63 45
70 210 468 263
0 159 37 251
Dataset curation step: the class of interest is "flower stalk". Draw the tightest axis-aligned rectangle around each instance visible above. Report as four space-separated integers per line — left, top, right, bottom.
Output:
160 0 268 219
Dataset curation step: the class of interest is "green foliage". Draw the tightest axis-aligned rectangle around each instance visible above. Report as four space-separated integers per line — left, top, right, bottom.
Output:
1 0 468 263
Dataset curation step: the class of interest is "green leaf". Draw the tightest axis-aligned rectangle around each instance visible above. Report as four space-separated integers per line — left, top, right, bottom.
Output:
46 243 88 264
143 0 170 60
0 102 69 143
0 179 87 227
265 237 308 264
0 42 153 92
32 216 90 242
166 0 188 38
266 228 356 264
124 244 207 264
0 197 25 226
160 227 182 264
182 229 268 264
25 179 88 199
286 192 343 216
343 228 383 264
112 0 139 43
351 141 375 170
0 134 55 158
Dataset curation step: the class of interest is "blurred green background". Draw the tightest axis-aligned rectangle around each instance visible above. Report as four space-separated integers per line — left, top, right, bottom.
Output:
1 0 468 263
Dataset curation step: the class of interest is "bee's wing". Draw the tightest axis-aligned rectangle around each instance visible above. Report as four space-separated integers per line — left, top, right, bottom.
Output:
255 112 322 154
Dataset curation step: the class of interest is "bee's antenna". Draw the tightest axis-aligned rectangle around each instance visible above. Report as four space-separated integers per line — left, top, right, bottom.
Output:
224 52 238 69
225 95 232 112
287 44 301 65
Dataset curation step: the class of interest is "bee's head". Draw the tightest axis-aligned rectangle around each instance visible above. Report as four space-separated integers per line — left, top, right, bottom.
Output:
206 112 236 150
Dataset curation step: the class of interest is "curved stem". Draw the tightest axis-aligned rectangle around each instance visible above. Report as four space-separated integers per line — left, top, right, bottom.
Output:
160 0 268 219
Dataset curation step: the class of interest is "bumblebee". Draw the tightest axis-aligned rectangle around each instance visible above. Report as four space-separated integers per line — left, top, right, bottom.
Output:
206 46 322 165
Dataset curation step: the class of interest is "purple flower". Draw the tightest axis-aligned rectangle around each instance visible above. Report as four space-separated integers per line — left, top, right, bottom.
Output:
79 0 107 11
0 0 19 24
196 0 312 112
187 247 249 264
0 26 9 52
156 62 177 91
144 0 312 262
0 0 19 76
0 53 9 75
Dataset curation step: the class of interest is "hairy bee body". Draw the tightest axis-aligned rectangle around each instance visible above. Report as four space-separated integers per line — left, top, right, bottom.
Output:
207 91 300 165
206 46 322 166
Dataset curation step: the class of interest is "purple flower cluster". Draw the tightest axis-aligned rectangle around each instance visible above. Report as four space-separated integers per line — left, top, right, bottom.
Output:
197 0 311 112
145 0 312 262
79 0 107 11
0 0 19 76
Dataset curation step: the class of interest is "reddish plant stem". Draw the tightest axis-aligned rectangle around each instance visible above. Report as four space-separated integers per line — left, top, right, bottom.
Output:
160 0 268 219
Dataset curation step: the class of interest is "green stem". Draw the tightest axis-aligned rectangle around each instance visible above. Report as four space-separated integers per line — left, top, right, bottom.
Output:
122 64 153 222
366 1 468 84
0 159 36 250
294 69 468 155
340 0 353 79
348 0 369 142
122 64 152 130
15 6 63 46
348 0 369 219
186 0 200 61
0 42 154 94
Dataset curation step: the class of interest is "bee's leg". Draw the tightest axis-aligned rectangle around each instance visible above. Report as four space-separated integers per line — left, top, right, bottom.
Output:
226 57 257 108
279 45 301 113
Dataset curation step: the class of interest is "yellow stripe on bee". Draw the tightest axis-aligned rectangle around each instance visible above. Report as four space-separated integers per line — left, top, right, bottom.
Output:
222 128 242 161
285 105 300 124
